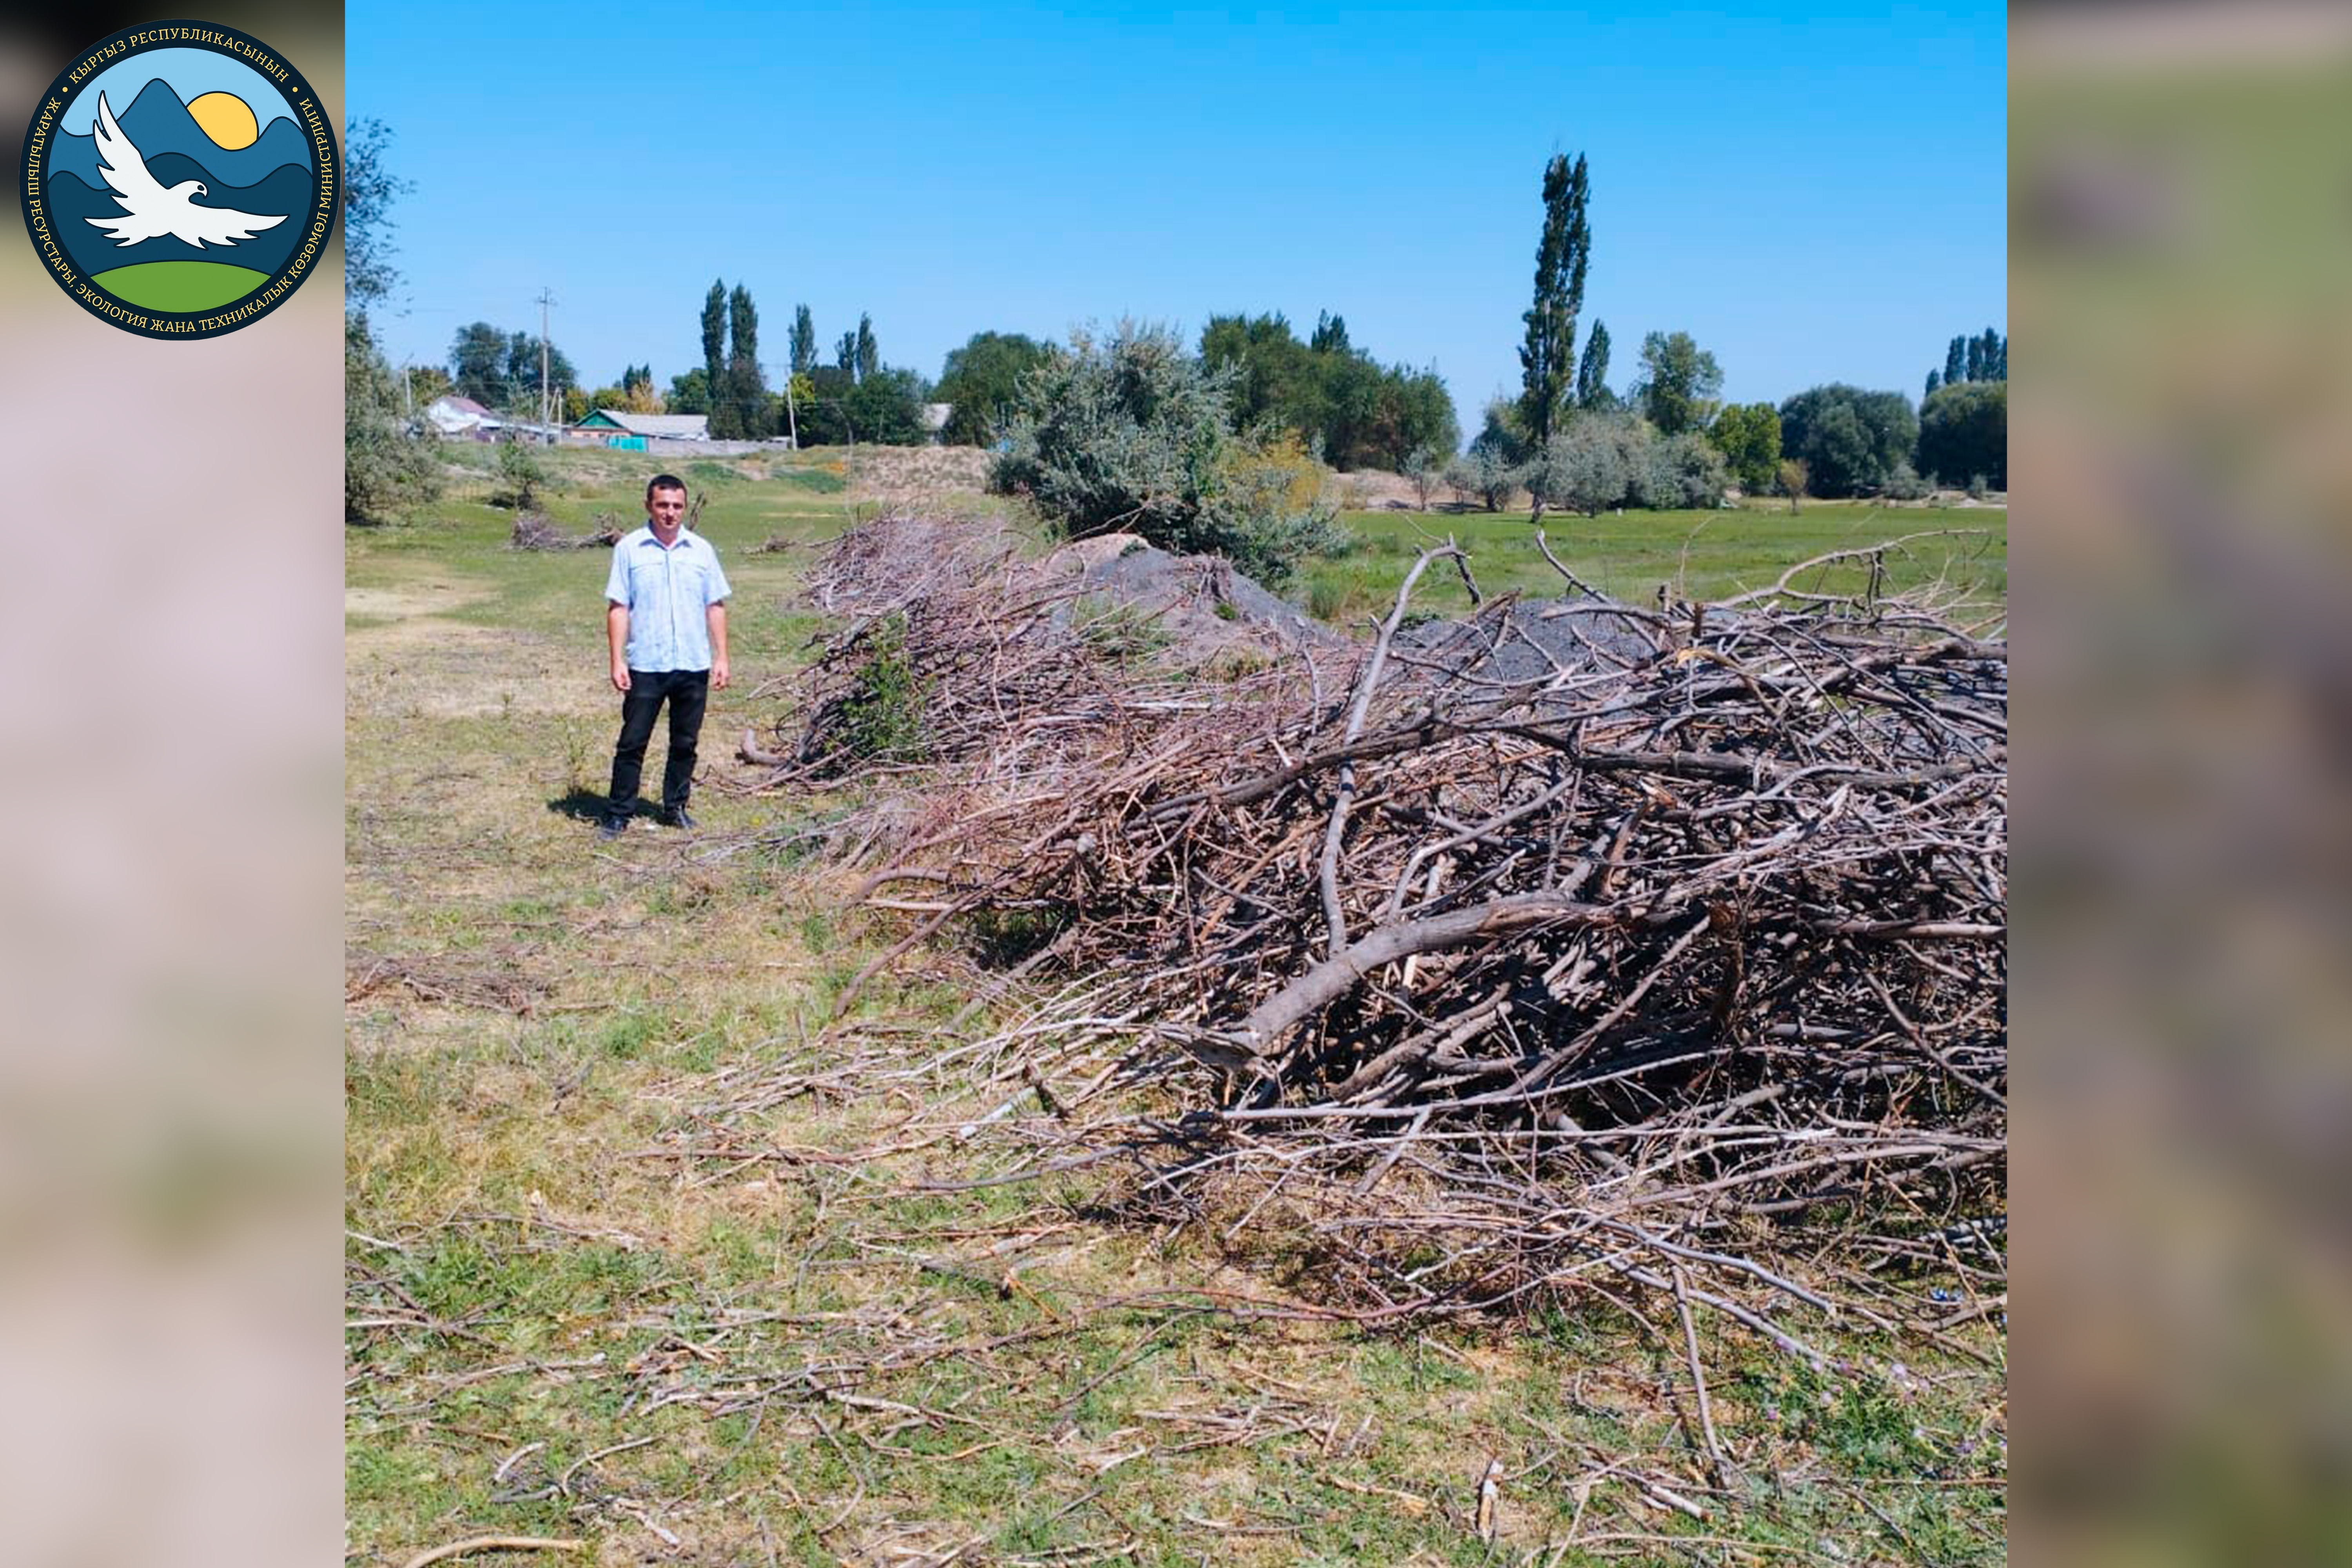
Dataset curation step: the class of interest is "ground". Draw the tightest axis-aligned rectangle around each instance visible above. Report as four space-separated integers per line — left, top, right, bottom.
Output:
347 443 2005 1566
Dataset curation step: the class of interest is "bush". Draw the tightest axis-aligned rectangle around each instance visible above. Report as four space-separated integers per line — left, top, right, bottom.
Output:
837 612 928 761
992 322 1340 587
495 439 548 510
1882 461 1933 501
1443 446 1519 512
1638 431 1730 510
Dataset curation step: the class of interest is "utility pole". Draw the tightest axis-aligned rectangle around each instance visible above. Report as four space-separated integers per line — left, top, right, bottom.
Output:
535 287 557 434
769 360 799 450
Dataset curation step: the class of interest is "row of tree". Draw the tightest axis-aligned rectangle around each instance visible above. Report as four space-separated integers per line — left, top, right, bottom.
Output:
1196 312 1460 472
1926 327 2006 401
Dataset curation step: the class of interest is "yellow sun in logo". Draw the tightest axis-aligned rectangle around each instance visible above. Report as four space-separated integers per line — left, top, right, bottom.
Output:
185 91 260 150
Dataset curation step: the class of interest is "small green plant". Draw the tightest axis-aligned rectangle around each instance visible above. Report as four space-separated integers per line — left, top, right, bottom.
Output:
1211 598 1240 622
495 439 548 510
1072 595 1169 664
836 612 929 762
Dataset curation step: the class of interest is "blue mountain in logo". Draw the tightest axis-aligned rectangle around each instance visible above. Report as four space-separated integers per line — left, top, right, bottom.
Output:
46 77 311 190
46 156 310 278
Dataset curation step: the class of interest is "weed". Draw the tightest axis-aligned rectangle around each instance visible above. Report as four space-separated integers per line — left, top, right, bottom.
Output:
1072 593 1171 664
837 611 929 761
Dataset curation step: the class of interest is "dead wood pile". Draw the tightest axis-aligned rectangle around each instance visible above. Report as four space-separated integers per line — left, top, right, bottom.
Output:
752 517 2007 1345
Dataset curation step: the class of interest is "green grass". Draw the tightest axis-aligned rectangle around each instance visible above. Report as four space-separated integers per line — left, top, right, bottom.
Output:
1300 500 2007 629
346 445 2005 1564
92 258 269 312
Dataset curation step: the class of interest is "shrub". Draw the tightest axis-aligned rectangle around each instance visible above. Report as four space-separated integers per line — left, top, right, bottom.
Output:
495 439 547 510
992 322 1340 586
837 612 928 762
1532 423 1631 516
1639 431 1730 510
1882 461 1933 501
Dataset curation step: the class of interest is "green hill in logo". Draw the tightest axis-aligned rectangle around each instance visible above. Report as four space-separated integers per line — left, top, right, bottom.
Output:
91 259 269 312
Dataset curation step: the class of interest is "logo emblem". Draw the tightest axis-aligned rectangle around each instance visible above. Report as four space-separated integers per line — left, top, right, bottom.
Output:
19 22 337 338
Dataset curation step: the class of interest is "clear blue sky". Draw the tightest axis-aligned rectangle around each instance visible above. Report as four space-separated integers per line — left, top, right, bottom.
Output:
352 1 2005 439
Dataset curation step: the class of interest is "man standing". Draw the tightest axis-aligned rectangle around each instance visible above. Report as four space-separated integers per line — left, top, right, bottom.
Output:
599 474 730 838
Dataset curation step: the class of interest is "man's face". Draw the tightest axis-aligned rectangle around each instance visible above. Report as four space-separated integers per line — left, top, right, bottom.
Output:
647 486 687 534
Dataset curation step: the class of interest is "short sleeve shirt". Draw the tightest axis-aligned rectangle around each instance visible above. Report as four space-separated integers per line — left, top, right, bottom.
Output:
605 525 732 672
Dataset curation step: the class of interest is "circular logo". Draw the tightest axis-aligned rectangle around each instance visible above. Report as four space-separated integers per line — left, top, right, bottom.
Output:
18 21 338 338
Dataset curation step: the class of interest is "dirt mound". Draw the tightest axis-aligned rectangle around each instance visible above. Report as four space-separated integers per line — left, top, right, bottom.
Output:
1037 532 1344 666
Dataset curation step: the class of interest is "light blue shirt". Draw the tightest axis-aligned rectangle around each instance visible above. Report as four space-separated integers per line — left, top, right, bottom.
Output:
605 525 732 672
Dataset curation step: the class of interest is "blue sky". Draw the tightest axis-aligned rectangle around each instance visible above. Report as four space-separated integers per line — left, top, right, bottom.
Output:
352 2 2005 438
65 49 297 133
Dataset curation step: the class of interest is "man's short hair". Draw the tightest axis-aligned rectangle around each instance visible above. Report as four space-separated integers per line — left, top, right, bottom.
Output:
646 474 687 500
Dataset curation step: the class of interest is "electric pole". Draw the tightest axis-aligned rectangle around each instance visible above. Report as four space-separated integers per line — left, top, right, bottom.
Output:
535 287 557 433
768 360 799 450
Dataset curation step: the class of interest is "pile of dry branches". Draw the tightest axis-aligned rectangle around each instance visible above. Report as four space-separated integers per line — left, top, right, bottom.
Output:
752 517 2006 1346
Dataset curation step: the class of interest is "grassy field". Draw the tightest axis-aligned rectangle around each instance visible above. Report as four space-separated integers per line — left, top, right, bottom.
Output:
1298 502 2007 628
347 446 2005 1565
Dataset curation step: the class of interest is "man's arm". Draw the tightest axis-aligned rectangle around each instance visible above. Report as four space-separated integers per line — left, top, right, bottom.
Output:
607 603 631 691
707 602 730 690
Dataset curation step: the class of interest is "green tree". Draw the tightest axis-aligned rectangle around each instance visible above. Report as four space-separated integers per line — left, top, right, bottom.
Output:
1630 330 1723 437
1944 336 1967 389
854 314 879 381
402 364 453 407
790 305 817 376
1925 368 1942 401
343 119 407 316
726 283 767 438
621 363 652 396
1777 457 1809 513
1706 401 1782 494
348 319 439 522
935 331 1051 445
834 331 858 377
666 367 711 415
845 366 928 445
1518 151 1592 454
1574 319 1613 410
1200 313 1314 432
503 330 576 416
1777 384 1917 498
1310 311 1350 354
990 322 1341 586
701 279 728 430
1916 380 2007 489
449 321 512 407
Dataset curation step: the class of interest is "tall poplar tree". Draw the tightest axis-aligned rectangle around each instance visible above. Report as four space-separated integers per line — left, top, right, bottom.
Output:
855 314 878 381
790 305 817 376
701 279 730 435
1519 152 1592 454
727 283 765 439
1574 319 1613 410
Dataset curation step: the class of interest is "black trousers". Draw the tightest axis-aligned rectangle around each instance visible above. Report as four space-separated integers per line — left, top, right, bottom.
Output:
606 668 710 820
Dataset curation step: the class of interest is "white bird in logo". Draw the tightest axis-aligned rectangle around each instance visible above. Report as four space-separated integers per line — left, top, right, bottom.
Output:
82 90 287 248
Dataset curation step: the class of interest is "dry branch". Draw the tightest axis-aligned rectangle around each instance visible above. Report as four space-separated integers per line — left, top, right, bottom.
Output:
750 515 2007 1348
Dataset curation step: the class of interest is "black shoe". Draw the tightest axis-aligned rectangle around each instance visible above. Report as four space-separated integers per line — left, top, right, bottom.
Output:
597 817 627 840
660 806 697 830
